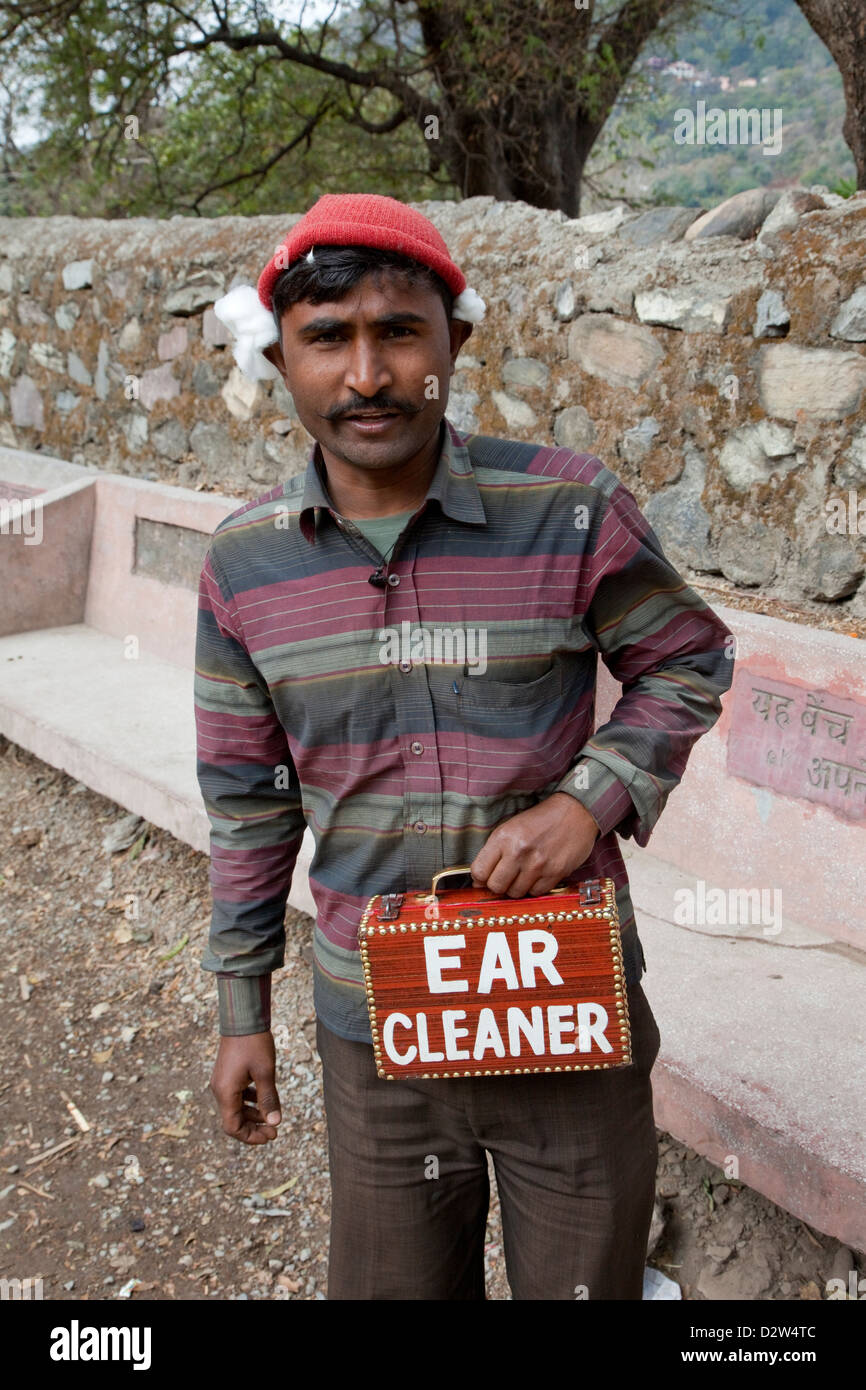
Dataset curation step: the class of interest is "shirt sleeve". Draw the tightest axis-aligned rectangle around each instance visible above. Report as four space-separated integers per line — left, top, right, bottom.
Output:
195 541 306 1035
554 476 735 845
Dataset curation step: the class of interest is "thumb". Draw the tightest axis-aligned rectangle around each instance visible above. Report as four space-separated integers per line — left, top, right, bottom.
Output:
252 1064 281 1127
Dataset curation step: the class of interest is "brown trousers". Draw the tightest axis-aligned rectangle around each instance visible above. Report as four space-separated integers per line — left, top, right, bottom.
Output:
316 981 660 1300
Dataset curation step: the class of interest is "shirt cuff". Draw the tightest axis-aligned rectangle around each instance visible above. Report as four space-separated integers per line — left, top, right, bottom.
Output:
553 757 634 838
216 973 272 1036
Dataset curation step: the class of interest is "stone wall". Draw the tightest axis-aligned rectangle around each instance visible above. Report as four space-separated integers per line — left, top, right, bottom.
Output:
1 189 866 616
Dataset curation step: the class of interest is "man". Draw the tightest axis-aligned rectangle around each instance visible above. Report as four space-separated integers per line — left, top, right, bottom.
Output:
195 192 734 1300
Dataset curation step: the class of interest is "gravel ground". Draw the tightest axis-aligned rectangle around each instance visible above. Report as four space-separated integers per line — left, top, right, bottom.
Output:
0 735 861 1301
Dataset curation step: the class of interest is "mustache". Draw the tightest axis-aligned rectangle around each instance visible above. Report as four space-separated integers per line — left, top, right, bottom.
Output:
327 398 420 420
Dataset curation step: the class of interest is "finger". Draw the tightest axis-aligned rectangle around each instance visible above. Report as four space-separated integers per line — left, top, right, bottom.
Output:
484 854 522 897
469 837 503 887
225 1112 277 1145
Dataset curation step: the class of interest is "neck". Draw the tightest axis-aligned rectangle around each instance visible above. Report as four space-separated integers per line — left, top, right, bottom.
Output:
316 421 442 519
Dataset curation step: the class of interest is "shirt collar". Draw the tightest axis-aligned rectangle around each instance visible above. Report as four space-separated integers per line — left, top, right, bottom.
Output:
297 416 487 543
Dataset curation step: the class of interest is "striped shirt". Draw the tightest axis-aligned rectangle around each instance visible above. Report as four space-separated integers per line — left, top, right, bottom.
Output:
195 416 734 1040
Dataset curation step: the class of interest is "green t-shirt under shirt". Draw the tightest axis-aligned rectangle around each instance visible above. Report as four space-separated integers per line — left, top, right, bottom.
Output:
346 508 416 561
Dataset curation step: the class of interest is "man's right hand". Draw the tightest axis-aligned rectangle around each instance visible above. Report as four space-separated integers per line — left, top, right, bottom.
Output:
209 1031 282 1145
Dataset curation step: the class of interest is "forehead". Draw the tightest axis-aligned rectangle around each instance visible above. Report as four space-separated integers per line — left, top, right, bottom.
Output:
283 268 440 322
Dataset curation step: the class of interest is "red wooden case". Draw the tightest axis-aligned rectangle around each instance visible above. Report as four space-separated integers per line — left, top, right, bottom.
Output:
359 868 631 1080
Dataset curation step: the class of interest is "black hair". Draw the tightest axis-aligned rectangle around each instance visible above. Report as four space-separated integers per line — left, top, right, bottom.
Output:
270 243 455 333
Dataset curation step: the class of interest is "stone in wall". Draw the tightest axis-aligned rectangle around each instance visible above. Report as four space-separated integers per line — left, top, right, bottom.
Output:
833 424 866 489
61 259 94 290
685 188 781 241
719 421 801 492
758 344 866 422
830 288 866 343
568 314 665 392
30 342 65 373
635 286 731 334
716 519 783 587
139 363 180 412
620 206 701 248
757 188 826 247
94 342 111 402
55 303 80 331
67 351 93 387
122 414 148 452
10 374 44 430
118 318 141 351
158 325 188 360
554 405 596 453
0 329 16 376
191 361 219 397
447 386 479 434
151 419 189 461
798 536 865 601
221 367 260 421
553 281 575 321
189 420 236 473
163 272 225 316
753 290 790 339
492 390 537 431
501 356 550 390
643 442 716 573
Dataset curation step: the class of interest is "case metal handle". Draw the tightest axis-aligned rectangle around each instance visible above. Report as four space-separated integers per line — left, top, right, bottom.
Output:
429 864 474 898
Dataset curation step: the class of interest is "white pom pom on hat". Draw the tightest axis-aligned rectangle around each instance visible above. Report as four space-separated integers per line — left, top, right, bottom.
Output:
212 285 280 383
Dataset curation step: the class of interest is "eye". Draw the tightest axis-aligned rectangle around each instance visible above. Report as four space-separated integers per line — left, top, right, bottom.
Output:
311 326 416 343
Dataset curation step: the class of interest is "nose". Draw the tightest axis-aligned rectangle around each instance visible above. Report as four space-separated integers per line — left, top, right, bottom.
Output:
343 334 393 399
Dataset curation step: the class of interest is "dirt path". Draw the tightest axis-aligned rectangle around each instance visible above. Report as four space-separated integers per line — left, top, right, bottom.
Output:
0 737 859 1301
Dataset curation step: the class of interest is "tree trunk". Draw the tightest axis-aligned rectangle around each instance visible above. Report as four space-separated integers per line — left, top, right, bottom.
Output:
453 97 597 216
795 0 866 188
410 0 679 216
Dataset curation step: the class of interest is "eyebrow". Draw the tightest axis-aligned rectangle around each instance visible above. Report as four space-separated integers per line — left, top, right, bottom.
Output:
296 311 430 337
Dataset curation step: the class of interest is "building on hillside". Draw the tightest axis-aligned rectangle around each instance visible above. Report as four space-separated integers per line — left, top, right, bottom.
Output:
664 60 698 80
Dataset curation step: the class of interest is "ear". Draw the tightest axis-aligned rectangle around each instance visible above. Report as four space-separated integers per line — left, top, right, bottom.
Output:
448 318 473 368
262 338 288 376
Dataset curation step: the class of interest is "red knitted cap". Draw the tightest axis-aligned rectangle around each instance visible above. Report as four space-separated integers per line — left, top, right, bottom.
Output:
257 193 467 309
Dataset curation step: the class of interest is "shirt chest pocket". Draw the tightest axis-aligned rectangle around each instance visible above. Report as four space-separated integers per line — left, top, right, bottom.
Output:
456 659 563 709
427 658 571 801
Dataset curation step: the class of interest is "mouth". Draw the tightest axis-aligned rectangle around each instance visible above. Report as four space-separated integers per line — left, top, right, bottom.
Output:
339 410 402 434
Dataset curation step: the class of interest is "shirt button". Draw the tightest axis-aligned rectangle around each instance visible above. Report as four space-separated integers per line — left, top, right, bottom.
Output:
414 820 427 834
387 573 400 587
410 741 424 755
398 659 412 673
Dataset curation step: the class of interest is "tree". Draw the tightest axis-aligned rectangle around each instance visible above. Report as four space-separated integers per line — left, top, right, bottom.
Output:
0 0 697 218
793 0 866 188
